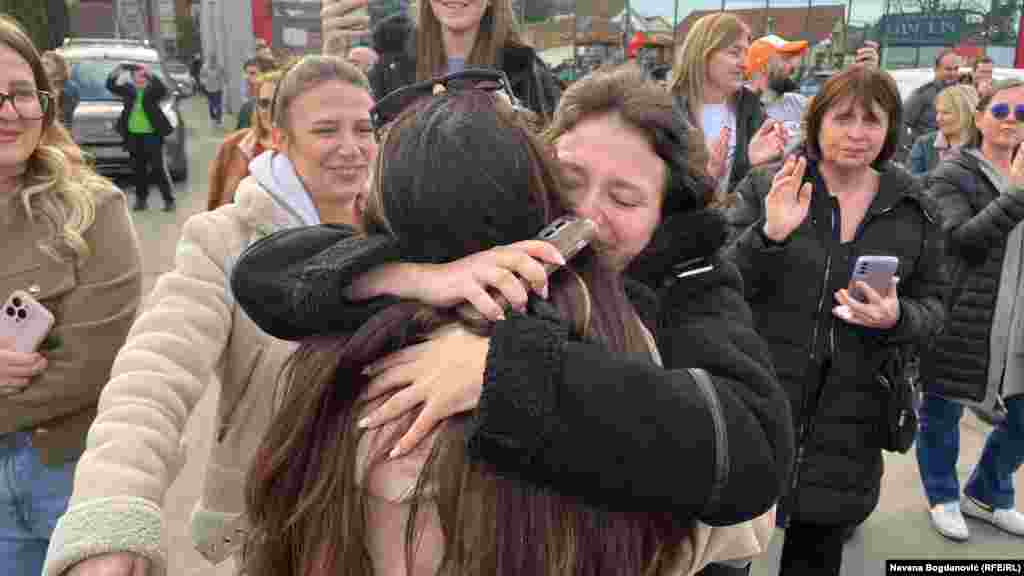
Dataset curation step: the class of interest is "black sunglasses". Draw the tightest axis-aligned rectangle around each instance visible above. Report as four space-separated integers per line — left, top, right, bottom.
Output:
990 102 1024 123
369 68 522 140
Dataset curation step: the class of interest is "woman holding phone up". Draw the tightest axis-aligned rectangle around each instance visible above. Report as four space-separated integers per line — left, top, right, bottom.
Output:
724 65 947 574
320 0 560 121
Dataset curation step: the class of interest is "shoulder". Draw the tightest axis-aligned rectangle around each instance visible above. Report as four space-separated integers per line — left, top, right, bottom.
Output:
930 150 976 186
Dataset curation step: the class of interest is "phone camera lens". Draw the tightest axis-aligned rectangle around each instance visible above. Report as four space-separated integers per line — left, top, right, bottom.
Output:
540 228 555 239
11 297 21 307
4 307 13 317
16 309 26 319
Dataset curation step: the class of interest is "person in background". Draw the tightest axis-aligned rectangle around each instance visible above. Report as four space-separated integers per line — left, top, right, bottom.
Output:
725 65 947 575
208 69 283 211
973 56 994 99
347 45 378 74
0 16 141 576
905 49 962 145
40 50 78 129
670 13 787 195
237 57 277 131
909 84 978 177
745 35 809 143
915 78 1024 543
105 62 175 212
320 0 561 121
201 57 225 127
42 56 377 576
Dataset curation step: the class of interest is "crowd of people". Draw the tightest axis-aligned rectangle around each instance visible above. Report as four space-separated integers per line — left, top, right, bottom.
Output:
0 1 1020 575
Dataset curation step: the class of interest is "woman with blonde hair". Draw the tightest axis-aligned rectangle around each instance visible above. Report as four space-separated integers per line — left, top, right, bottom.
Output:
207 68 284 210
320 0 560 120
909 84 979 176
670 12 786 196
0 15 142 575
43 55 377 576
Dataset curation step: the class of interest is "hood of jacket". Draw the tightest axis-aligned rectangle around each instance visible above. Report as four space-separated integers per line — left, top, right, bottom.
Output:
239 151 321 231
626 208 729 291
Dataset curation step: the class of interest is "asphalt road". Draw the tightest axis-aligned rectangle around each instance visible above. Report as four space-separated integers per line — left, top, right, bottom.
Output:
129 97 1022 576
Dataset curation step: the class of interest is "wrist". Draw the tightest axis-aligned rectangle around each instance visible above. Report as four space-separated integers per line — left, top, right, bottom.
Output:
347 263 424 300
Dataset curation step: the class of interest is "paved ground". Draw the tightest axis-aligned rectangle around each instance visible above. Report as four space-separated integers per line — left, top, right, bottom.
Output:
133 98 1022 576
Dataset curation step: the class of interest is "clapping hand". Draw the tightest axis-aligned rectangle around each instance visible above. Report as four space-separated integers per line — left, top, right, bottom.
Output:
748 120 788 167
762 155 812 243
707 126 731 181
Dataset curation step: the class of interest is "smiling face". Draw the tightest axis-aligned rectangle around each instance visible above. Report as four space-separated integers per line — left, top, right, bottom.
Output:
817 97 888 170
429 0 489 34
555 113 665 272
935 98 960 140
705 34 749 100
976 85 1024 152
274 80 377 209
0 43 44 174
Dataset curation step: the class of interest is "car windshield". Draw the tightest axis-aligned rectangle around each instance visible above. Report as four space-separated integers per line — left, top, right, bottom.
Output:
70 59 168 101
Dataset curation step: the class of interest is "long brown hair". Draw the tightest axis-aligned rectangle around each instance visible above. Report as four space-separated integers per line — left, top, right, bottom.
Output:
669 13 749 127
415 0 522 81
245 91 692 576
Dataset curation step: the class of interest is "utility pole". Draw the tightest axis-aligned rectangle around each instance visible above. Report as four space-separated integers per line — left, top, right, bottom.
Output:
673 0 678 47
880 0 890 69
804 0 812 43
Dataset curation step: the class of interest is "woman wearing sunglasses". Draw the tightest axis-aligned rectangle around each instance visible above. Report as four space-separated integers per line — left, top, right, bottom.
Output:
42 56 378 576
207 68 283 211
232 65 790 576
321 0 560 121
915 78 1024 543
244 80 774 576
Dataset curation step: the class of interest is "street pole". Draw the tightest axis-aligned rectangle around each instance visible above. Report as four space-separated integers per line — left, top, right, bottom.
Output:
673 0 678 47
804 0 812 44
623 0 631 59
880 0 890 69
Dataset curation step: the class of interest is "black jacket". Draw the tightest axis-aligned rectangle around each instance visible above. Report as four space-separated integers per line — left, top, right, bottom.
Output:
724 160 947 526
674 88 766 193
229 210 793 525
105 65 173 139
922 150 1024 402
368 13 561 122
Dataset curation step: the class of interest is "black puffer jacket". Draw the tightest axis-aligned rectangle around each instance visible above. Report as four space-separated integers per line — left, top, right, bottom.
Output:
105 65 173 139
725 161 947 526
922 150 1024 402
230 209 793 525
368 12 561 121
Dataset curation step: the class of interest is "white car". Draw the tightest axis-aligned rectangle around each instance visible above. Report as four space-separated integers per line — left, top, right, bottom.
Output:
887 66 1024 101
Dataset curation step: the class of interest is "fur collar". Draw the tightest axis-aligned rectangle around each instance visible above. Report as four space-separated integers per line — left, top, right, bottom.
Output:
626 209 729 290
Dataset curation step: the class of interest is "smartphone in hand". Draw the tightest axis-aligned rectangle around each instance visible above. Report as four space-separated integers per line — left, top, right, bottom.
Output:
849 255 898 303
0 290 55 353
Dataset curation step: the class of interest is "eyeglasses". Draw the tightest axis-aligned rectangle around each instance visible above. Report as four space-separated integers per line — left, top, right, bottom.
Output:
989 102 1024 123
0 89 50 120
369 68 522 141
257 98 273 110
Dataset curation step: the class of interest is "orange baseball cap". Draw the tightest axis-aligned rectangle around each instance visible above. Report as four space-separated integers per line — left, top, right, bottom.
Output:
746 35 809 76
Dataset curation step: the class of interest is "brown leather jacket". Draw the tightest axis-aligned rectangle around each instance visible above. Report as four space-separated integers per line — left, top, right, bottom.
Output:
207 129 267 211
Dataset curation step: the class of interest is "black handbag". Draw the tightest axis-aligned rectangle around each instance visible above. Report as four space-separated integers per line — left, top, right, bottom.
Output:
876 346 919 453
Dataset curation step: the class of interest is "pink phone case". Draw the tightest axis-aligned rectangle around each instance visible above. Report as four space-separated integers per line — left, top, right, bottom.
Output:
0 290 55 353
849 256 899 303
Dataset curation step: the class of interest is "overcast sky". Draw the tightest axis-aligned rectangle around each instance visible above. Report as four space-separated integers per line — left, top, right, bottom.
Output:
630 0 889 25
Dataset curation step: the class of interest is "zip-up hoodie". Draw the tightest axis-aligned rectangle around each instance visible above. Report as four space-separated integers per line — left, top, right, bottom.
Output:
43 151 321 576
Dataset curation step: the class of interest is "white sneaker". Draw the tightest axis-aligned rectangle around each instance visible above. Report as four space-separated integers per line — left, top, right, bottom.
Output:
929 501 970 541
963 495 1024 537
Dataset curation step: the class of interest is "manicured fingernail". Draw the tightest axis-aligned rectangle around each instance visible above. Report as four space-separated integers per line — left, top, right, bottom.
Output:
389 446 402 459
496 311 506 321
555 252 566 265
358 417 371 428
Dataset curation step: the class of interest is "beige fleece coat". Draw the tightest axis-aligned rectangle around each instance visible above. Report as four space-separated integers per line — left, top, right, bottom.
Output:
43 176 309 576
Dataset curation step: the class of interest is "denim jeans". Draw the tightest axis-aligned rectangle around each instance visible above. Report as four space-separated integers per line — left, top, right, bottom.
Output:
916 392 1024 510
0 432 78 576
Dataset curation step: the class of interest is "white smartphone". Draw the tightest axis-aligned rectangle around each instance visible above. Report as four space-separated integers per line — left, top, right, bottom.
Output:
0 290 56 353
849 255 899 303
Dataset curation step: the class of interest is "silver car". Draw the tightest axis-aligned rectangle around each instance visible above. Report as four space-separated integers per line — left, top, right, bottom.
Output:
57 38 189 182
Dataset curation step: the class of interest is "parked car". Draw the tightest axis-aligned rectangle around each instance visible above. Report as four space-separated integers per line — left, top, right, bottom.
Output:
57 37 189 182
165 59 196 97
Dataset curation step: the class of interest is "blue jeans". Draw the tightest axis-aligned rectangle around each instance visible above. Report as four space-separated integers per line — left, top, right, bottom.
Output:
207 90 222 122
0 432 78 576
916 392 1024 510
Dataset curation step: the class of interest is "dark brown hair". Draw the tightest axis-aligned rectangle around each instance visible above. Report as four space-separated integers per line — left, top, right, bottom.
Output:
244 91 692 576
804 65 902 168
545 64 715 211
